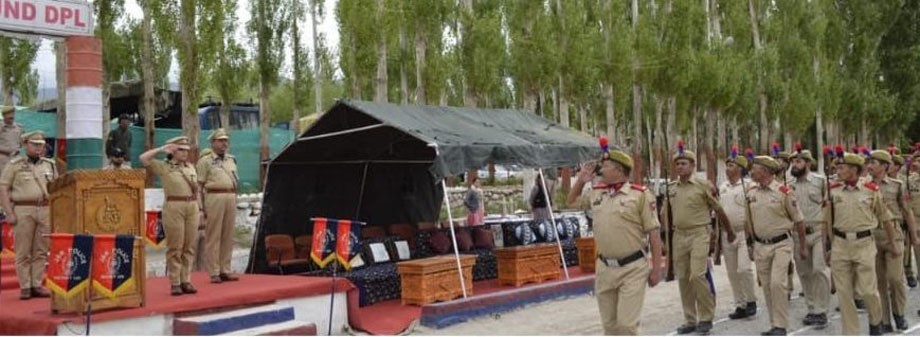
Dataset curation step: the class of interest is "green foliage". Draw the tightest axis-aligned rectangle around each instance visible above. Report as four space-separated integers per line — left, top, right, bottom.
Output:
0 37 39 105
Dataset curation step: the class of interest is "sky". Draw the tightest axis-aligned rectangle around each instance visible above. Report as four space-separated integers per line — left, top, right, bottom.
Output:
31 0 341 102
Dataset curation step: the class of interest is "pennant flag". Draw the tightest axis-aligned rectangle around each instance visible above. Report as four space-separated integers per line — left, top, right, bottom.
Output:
1 215 13 258
145 211 166 248
45 234 93 298
311 218 336 268
335 219 362 270
92 235 136 299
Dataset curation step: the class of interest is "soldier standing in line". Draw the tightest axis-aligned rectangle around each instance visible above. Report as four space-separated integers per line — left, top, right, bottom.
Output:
665 144 735 335
0 107 23 172
0 131 57 300
141 136 200 296
745 156 807 336
866 150 918 332
789 149 831 328
566 147 663 335
719 148 758 320
197 129 240 283
826 152 900 335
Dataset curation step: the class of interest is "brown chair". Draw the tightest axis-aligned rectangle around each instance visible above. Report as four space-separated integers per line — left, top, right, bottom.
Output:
294 235 312 259
264 234 310 274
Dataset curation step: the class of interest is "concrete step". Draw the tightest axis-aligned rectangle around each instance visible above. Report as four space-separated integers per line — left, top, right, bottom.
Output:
222 321 316 336
173 304 295 336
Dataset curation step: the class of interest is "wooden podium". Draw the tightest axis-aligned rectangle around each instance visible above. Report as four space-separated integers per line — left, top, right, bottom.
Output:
48 169 147 314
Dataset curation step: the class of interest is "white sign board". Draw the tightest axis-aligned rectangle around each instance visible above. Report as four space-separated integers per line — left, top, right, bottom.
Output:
0 0 93 37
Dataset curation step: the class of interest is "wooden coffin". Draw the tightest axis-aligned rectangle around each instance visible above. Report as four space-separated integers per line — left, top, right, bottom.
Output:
397 255 476 306
575 237 596 273
48 169 147 314
495 243 561 287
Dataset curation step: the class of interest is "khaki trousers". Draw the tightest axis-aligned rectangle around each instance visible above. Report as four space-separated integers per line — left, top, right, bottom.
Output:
204 193 236 276
595 257 649 335
755 238 793 329
832 235 882 335
793 225 831 314
875 235 906 324
674 226 715 324
163 200 198 286
722 229 756 308
12 205 49 289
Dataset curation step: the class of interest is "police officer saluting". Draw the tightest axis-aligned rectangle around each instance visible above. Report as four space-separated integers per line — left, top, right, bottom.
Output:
827 152 900 335
197 129 240 283
141 136 200 296
746 156 807 336
0 131 57 300
566 146 663 335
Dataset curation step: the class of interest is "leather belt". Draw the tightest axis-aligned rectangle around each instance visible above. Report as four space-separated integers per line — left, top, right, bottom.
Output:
832 229 872 240
755 233 789 245
206 188 236 194
166 196 197 202
598 250 644 268
14 199 48 207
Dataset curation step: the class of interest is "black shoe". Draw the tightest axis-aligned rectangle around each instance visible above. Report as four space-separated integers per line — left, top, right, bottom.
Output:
895 315 908 330
802 313 817 326
19 289 31 300
219 273 239 281
907 275 918 288
180 282 197 294
813 313 828 328
746 301 757 316
676 323 697 335
210 275 223 284
869 324 883 336
30 287 51 298
881 324 894 333
695 321 712 335
729 307 750 320
855 299 866 311
761 327 787 336
171 285 183 296
798 291 804 297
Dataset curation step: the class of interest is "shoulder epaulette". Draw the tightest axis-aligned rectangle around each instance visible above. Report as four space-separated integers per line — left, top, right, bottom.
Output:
630 183 647 191
592 182 608 190
829 181 842 189
9 156 23 163
779 185 791 194
864 181 879 191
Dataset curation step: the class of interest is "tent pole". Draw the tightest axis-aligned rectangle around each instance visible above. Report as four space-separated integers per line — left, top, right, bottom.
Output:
540 169 570 280
354 162 370 218
441 179 468 298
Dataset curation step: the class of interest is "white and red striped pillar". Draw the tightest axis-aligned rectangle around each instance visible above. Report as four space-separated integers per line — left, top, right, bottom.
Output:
64 36 103 169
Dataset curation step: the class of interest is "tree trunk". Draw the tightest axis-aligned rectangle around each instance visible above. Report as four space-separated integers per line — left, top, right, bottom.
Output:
631 0 643 182
748 0 768 151
415 27 427 104
311 0 323 114
292 8 302 136
399 21 409 105
579 105 588 132
374 0 387 103
653 94 664 179
558 75 569 128
349 35 360 98
605 84 616 139
55 42 67 174
179 0 200 160
259 82 270 185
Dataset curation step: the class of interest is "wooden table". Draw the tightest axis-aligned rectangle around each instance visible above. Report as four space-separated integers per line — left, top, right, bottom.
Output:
495 244 561 287
397 255 476 306
575 237 596 273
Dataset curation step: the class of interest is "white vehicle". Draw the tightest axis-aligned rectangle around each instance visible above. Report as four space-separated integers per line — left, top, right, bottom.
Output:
477 165 523 180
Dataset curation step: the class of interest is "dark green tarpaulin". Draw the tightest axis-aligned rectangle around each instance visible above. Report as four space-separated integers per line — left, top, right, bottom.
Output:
249 99 599 273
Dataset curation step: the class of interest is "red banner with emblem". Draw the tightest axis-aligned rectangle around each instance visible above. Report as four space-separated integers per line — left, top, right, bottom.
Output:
92 234 136 299
311 218 336 268
45 233 93 298
1 216 13 257
335 219 363 270
145 211 165 248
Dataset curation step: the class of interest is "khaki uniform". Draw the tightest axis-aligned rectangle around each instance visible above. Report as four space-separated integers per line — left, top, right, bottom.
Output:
147 159 199 286
666 177 720 325
790 173 831 316
0 155 57 290
906 173 920 281
0 122 23 171
874 177 908 324
826 179 891 335
747 180 804 330
718 179 757 310
197 151 238 277
576 182 659 335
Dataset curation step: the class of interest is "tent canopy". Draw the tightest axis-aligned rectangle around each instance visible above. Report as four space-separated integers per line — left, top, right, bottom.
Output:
248 99 598 273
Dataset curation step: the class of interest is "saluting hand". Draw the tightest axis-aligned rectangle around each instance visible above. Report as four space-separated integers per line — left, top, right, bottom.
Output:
577 161 596 184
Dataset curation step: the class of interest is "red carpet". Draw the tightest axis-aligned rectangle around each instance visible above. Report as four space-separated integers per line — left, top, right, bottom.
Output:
0 272 354 335
1 257 16 291
348 268 593 335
